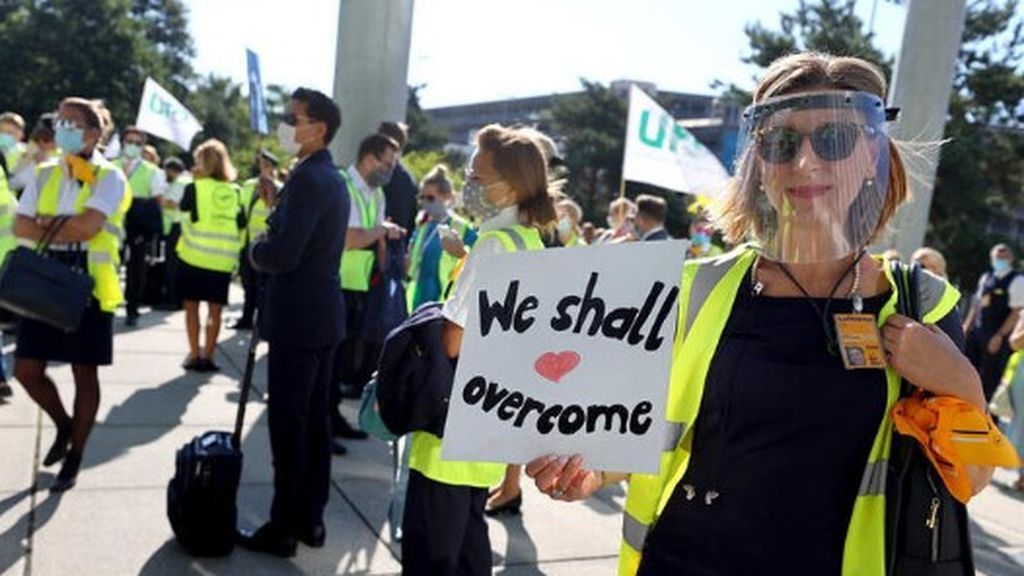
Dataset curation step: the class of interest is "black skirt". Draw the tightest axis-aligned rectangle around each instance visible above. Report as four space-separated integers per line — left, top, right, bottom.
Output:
176 260 231 304
16 299 114 366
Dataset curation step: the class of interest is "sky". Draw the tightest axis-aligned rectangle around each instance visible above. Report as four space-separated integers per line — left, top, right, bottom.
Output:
185 0 908 109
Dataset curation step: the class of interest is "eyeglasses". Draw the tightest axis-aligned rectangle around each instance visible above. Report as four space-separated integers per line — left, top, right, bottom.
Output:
757 122 877 164
54 118 83 131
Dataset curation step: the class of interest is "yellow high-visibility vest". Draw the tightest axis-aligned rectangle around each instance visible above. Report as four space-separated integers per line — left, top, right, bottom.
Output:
339 170 381 292
176 178 243 273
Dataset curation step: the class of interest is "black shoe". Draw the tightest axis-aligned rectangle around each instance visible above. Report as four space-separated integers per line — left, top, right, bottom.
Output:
50 452 81 493
236 523 296 558
332 416 368 440
198 358 220 373
182 356 203 371
484 493 523 517
0 380 12 398
298 523 326 548
43 423 72 467
331 439 348 456
230 319 254 330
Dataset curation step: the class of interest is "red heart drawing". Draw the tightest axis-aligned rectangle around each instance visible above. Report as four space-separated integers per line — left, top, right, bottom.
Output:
534 351 581 383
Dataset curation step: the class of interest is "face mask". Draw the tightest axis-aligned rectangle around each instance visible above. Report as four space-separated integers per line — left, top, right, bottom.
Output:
692 232 710 247
422 200 448 221
0 133 15 152
122 143 141 159
366 166 394 189
992 258 1012 274
55 126 86 155
462 179 502 221
558 217 573 236
276 122 301 156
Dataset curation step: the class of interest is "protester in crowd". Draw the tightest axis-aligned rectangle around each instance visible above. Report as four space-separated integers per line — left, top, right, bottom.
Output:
0 145 18 399
634 194 670 241
13 97 128 492
175 139 243 372
526 52 991 575
237 88 347 557
963 243 1024 401
912 246 948 278
159 157 191 310
406 164 478 310
233 150 280 331
555 197 586 247
688 214 723 258
595 197 637 244
404 123 557 575
378 121 418 240
116 126 166 327
332 133 405 454
9 113 60 193
142 144 160 166
0 112 27 176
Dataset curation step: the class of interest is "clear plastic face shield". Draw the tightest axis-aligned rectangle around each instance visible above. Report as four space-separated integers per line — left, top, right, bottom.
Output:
734 91 891 263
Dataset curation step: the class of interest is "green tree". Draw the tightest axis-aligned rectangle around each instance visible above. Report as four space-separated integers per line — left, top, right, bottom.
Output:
405 85 449 153
0 0 193 133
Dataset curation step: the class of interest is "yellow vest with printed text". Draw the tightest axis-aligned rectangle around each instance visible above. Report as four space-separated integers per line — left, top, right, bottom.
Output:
409 225 546 488
35 158 131 313
616 246 961 576
176 178 243 273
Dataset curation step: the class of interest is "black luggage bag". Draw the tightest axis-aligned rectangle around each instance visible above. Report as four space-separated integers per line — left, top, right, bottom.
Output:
167 321 260 556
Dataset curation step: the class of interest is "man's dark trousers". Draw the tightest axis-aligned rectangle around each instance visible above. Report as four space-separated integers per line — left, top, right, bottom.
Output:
402 470 490 576
267 343 334 535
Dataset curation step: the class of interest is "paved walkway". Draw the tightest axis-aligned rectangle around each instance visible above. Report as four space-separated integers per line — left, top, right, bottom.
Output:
0 301 1021 575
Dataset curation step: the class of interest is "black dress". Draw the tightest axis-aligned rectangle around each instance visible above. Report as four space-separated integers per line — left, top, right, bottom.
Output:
637 278 963 576
15 250 113 365
175 183 243 305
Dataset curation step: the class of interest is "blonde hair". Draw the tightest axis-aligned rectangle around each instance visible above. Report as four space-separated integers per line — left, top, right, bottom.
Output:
557 198 583 223
715 52 908 246
475 124 558 236
192 139 237 182
608 197 636 219
912 246 948 278
421 164 454 197
0 112 25 130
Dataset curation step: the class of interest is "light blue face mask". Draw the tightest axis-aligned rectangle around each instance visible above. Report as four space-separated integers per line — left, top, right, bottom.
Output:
122 143 141 159
55 126 86 155
992 258 1012 274
0 133 16 152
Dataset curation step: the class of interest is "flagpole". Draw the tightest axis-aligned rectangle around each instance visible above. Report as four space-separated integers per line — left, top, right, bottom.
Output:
618 178 626 199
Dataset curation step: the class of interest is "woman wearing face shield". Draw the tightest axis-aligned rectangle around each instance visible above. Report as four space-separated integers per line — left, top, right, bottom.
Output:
12 98 128 493
402 124 558 576
525 53 990 575
405 164 478 311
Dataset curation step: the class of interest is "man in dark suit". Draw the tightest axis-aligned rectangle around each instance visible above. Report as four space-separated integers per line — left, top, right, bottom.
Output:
237 88 347 557
635 194 671 242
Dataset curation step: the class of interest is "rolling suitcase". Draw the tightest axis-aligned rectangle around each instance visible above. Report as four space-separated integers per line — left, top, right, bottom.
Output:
167 322 260 556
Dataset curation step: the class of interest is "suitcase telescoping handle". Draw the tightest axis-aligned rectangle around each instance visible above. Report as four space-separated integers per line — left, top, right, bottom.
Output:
232 313 260 447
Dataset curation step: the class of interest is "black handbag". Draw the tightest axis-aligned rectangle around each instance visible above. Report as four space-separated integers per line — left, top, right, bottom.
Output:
0 216 95 332
885 261 974 576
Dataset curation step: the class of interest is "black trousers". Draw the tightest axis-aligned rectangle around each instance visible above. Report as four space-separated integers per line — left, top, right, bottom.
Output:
267 343 334 536
402 470 491 576
125 198 162 316
164 224 182 307
965 329 1012 401
238 242 262 323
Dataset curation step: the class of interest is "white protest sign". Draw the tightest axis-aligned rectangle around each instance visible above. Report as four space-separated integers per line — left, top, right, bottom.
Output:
441 240 688 474
622 84 730 196
135 77 203 150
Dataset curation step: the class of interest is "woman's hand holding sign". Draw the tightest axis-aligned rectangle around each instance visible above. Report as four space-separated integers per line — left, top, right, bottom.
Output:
525 454 603 501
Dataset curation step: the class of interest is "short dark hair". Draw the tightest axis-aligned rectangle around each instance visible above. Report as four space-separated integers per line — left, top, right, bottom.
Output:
636 194 668 224
122 126 147 142
31 112 56 142
357 133 399 162
377 121 408 149
163 156 186 172
291 87 342 145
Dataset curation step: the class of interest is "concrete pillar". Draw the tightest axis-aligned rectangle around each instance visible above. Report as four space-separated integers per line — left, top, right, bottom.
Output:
883 0 966 258
331 0 414 166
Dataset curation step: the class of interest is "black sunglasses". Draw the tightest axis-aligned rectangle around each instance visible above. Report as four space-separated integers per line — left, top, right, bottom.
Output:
757 122 877 164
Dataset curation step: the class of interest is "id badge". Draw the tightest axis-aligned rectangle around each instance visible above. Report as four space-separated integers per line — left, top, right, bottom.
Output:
833 313 887 370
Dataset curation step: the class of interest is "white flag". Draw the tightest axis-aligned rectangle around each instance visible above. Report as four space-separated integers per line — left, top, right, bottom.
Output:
134 77 203 150
622 85 729 196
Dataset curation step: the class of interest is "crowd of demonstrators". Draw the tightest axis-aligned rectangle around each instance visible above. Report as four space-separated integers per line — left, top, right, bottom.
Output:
116 126 167 327
176 139 245 372
13 97 129 493
236 87 347 557
233 150 281 330
7 113 61 193
0 112 27 177
962 243 1024 401
555 197 585 247
0 131 18 399
596 196 637 244
526 52 990 575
